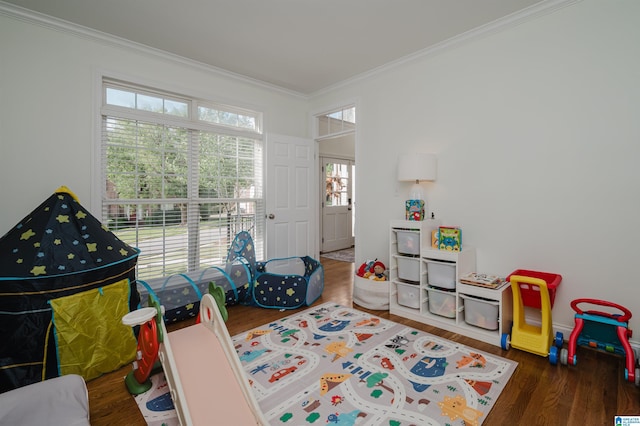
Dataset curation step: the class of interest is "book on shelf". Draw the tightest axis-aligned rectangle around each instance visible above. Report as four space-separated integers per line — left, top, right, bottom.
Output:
438 226 461 251
460 272 504 289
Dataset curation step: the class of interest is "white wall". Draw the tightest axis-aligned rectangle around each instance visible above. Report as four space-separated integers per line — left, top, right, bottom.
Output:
0 11 308 233
319 134 355 158
311 0 640 337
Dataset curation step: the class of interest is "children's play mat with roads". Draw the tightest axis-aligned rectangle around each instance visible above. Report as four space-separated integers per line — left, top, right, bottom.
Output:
136 302 517 425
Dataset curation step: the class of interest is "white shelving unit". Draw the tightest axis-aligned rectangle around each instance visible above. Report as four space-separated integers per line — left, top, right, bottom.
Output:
389 220 512 347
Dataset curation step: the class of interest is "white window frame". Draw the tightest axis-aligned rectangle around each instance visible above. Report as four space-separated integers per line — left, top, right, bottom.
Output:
99 78 264 280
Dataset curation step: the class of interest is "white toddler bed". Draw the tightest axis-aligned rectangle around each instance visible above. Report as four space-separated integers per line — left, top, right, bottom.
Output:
124 294 267 425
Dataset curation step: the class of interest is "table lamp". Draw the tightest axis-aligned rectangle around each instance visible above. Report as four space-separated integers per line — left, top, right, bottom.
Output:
397 153 437 220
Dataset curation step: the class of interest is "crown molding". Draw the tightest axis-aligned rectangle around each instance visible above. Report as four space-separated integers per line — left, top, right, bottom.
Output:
311 0 582 97
1 0 581 100
0 1 308 99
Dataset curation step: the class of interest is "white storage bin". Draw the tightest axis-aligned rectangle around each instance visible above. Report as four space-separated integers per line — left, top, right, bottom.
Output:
396 230 420 256
427 287 456 318
396 282 420 309
397 256 420 283
460 294 499 330
353 275 389 310
426 260 456 289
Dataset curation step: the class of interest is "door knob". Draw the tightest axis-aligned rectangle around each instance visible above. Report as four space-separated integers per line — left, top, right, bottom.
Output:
267 213 275 219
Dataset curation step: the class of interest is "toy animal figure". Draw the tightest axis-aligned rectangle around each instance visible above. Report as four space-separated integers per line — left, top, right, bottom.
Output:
456 353 486 369
439 236 459 251
386 334 410 350
438 395 483 426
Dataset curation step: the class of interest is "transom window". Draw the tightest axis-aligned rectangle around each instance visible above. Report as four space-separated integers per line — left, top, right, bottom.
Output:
101 79 264 280
317 106 355 139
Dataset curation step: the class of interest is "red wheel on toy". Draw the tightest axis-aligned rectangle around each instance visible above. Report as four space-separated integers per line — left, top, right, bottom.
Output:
570 298 632 322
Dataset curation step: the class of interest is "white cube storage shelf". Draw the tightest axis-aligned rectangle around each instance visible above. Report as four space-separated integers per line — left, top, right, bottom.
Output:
389 220 513 347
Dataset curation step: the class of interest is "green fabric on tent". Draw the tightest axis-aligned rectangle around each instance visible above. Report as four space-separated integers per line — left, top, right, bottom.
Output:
50 279 137 381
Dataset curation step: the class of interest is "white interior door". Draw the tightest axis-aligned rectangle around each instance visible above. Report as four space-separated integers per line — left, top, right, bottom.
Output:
321 157 354 253
265 134 317 259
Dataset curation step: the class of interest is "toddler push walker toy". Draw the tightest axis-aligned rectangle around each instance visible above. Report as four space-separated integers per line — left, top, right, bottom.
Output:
559 298 639 385
501 270 564 364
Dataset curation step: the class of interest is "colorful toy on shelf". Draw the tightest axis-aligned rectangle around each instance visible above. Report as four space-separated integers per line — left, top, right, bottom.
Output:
438 227 461 251
405 200 425 221
501 270 564 364
559 298 639 384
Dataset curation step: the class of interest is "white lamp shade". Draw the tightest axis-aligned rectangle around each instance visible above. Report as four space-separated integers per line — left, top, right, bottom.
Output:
397 153 437 182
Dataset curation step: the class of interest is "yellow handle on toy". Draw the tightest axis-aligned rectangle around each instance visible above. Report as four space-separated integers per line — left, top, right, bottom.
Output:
509 275 548 292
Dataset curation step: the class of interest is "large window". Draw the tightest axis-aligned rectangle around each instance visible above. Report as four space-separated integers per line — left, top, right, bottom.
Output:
101 80 264 280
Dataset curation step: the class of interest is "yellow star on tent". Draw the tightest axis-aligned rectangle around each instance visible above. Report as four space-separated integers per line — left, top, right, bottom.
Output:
119 248 128 256
54 239 61 245
86 243 97 252
286 288 296 296
16 259 23 264
75 211 87 219
68 253 75 259
56 214 70 223
182 288 191 296
30 265 46 276
106 246 113 250
20 229 36 240
34 242 40 248
185 303 195 310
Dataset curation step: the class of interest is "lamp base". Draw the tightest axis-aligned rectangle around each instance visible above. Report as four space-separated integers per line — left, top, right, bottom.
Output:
405 199 425 221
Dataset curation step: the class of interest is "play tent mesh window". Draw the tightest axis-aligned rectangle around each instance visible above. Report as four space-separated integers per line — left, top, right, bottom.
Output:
100 80 264 280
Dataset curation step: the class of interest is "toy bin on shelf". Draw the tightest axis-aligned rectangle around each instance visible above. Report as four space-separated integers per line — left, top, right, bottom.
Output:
396 256 420 283
396 230 420 256
506 269 561 309
460 294 499 330
396 282 420 309
427 287 456 318
426 260 456 290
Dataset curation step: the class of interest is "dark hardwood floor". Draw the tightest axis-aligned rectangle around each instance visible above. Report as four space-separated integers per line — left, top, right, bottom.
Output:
87 257 640 425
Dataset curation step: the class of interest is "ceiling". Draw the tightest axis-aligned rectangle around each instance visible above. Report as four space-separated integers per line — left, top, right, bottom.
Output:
3 0 556 95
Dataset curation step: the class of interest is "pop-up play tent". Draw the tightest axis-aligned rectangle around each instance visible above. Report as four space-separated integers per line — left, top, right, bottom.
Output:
137 230 324 323
0 187 140 392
